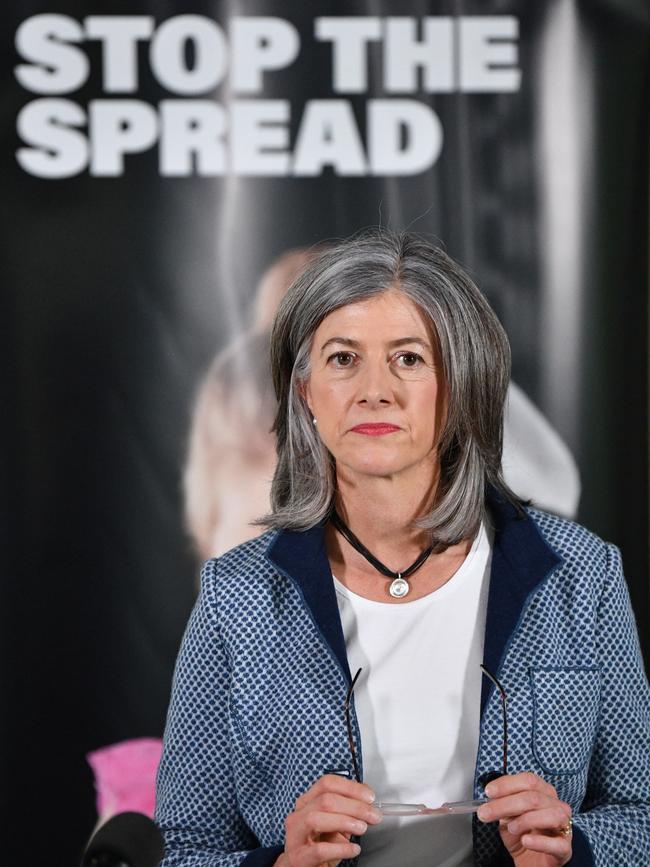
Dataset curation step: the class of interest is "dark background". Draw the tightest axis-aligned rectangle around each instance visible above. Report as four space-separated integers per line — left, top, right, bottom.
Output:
2 2 648 864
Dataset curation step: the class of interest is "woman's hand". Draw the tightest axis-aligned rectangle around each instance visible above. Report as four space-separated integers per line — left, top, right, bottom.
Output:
276 774 382 867
477 772 573 866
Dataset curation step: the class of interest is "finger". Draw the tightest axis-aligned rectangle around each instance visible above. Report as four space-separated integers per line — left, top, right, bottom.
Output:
301 810 369 838
284 828 351 861
505 805 572 838
305 792 382 825
295 775 375 811
485 772 556 800
285 798 381 851
478 790 565 823
519 831 572 862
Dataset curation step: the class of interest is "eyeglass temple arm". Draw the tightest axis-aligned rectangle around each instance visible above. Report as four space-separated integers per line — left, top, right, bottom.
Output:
480 664 508 776
344 667 363 783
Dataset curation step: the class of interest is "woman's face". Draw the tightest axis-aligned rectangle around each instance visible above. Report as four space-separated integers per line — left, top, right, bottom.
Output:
303 288 447 483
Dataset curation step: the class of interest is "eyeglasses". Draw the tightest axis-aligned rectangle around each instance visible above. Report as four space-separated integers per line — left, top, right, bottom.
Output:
344 663 508 817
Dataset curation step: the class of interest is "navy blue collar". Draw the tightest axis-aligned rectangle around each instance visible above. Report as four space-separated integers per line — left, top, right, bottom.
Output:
266 519 352 683
480 489 563 715
266 488 563 714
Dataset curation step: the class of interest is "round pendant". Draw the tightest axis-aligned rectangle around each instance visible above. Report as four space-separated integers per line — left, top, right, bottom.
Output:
389 577 410 598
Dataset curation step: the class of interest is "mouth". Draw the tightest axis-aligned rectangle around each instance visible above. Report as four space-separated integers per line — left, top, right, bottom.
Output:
350 423 401 436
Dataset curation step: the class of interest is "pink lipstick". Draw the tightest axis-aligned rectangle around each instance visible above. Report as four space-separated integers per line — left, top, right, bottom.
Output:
350 423 400 436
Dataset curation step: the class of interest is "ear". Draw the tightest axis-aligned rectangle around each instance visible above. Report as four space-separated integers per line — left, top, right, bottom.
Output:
297 377 313 416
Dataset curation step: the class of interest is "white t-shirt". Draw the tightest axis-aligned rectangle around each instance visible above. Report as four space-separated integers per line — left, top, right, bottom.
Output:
334 522 492 866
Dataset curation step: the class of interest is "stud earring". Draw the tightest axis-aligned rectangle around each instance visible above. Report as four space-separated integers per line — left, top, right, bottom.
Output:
312 417 317 425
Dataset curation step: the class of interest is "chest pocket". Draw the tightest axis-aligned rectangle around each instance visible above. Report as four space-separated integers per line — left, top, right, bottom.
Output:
530 666 601 775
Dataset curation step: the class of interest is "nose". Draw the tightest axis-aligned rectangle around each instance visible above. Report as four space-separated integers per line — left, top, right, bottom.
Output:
356 361 394 408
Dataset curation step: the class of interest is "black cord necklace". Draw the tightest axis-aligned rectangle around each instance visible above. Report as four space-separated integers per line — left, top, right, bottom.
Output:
330 510 434 599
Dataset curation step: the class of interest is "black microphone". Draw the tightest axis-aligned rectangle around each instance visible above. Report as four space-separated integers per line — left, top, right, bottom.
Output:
81 811 164 867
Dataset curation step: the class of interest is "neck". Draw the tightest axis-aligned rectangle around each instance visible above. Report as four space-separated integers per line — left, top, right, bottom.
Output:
332 463 440 568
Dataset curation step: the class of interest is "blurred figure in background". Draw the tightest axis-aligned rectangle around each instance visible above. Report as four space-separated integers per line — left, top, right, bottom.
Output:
184 248 321 558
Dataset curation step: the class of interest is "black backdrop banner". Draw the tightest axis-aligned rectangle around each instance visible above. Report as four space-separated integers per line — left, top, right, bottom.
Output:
2 2 648 864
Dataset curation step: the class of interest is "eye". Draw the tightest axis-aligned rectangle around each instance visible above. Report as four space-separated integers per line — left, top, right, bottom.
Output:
328 351 357 368
394 351 424 368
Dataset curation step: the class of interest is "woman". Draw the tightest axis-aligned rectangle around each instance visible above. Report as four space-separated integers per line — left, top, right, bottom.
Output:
183 247 321 559
155 231 650 866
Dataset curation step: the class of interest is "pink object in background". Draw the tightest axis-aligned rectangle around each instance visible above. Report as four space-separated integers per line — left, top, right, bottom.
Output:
87 738 163 821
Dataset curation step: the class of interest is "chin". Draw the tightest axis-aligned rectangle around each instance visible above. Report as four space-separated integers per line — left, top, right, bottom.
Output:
339 453 409 478
335 441 435 480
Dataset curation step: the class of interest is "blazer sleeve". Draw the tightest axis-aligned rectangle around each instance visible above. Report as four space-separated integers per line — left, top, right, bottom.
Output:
155 559 284 867
571 543 650 864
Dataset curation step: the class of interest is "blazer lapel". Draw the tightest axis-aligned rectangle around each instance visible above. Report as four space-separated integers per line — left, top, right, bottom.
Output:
266 523 353 685
481 488 563 716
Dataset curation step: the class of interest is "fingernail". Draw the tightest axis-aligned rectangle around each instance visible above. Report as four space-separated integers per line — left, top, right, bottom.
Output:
362 788 376 803
368 807 383 823
351 820 367 834
507 821 519 834
485 783 496 797
351 844 361 856
477 806 491 822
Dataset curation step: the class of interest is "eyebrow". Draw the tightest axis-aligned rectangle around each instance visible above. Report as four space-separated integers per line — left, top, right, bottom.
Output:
319 336 432 354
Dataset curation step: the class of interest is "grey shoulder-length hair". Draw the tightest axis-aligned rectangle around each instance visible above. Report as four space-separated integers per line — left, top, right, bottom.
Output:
263 229 525 547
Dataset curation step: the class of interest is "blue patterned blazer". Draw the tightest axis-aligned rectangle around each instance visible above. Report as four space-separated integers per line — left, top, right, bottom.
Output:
155 492 650 866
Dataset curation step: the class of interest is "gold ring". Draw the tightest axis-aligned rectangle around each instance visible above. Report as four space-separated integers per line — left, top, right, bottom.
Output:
559 818 573 837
